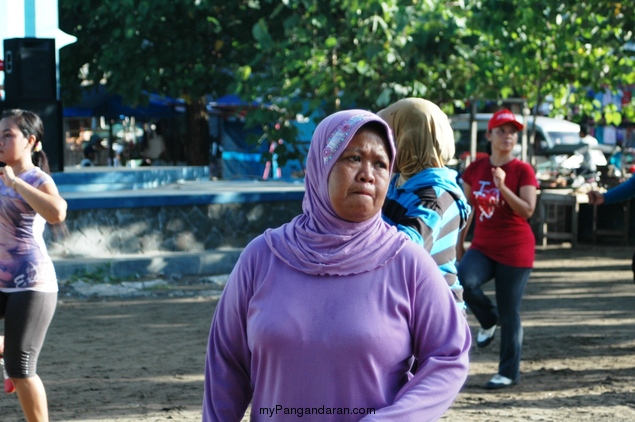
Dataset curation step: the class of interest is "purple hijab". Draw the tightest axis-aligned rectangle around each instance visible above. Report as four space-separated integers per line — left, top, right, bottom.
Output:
264 109 409 276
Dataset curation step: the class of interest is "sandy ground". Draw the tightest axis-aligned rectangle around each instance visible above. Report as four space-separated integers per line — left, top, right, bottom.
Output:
1 245 635 421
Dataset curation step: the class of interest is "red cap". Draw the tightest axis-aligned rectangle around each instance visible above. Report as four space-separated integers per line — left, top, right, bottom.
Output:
488 109 524 131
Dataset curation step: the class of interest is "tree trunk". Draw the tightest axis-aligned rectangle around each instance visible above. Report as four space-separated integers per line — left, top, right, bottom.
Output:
185 99 209 166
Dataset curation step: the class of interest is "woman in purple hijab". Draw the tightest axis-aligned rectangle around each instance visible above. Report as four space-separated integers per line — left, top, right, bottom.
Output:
203 110 471 421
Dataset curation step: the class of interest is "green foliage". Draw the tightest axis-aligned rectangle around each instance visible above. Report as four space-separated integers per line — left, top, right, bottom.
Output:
466 0 634 124
59 0 251 104
235 0 475 158
58 0 635 167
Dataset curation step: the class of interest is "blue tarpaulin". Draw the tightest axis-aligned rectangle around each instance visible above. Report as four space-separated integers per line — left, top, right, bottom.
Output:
64 86 185 119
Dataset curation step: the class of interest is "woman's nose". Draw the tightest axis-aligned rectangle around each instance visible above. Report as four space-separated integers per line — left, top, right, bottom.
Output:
357 161 375 182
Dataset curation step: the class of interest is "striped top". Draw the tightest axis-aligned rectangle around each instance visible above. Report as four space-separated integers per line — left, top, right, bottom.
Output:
383 167 471 311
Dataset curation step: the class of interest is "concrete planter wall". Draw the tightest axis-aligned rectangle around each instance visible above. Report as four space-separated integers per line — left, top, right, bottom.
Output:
45 167 305 280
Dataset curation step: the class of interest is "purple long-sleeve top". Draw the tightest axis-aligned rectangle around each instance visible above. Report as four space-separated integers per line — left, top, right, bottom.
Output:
203 235 471 421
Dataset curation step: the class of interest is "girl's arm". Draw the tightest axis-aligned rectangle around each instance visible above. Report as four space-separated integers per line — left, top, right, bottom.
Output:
13 179 67 224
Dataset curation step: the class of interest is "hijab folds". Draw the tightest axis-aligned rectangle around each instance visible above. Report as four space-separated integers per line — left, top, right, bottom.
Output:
377 98 455 187
264 109 408 276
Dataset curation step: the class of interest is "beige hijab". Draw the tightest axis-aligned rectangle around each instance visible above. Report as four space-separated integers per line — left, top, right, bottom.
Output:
377 98 455 187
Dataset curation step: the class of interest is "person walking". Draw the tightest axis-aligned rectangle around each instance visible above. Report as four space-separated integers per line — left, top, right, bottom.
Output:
203 109 471 421
378 98 471 314
457 109 538 389
0 109 67 421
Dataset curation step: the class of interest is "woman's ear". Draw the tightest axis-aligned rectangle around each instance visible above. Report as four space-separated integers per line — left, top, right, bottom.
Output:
27 134 37 149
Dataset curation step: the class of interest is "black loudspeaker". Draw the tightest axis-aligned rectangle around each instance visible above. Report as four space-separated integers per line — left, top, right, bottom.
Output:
3 38 57 101
1 100 64 173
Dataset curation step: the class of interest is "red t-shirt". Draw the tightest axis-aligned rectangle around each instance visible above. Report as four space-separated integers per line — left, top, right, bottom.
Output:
461 157 538 268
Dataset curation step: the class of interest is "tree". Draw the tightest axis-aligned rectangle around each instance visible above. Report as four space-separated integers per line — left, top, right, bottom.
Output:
59 0 266 165
232 0 475 163
59 0 635 168
240 1 634 132
464 0 635 125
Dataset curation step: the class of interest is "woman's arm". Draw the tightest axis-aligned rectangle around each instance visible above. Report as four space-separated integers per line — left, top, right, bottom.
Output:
13 179 67 224
203 257 253 422
362 262 471 421
492 167 537 219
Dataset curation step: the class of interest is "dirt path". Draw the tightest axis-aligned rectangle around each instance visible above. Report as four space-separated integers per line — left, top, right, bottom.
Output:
1 245 634 421
444 245 635 421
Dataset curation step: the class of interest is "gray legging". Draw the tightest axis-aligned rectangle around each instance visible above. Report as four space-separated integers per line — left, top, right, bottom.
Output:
0 291 57 378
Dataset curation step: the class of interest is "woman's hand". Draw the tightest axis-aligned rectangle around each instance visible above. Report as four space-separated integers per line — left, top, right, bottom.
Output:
491 166 506 189
0 165 16 189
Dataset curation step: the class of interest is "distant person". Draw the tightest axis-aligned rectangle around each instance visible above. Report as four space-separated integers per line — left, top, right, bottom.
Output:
80 145 96 167
203 109 470 421
457 109 539 389
579 124 599 146
110 142 124 167
622 126 635 150
141 126 166 163
0 109 68 421
88 132 102 147
588 178 635 281
378 98 471 314
577 125 607 176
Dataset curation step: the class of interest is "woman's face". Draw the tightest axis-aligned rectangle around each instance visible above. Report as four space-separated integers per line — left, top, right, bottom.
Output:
487 122 518 154
0 117 31 164
327 128 391 222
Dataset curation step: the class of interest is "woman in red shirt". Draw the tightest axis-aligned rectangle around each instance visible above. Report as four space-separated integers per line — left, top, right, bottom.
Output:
457 109 538 389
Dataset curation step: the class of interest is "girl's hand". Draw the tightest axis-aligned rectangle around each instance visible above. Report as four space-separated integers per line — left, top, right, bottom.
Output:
0 165 16 189
491 167 506 189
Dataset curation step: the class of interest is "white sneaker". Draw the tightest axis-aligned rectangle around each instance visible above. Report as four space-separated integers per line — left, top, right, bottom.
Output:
485 374 515 389
476 325 497 347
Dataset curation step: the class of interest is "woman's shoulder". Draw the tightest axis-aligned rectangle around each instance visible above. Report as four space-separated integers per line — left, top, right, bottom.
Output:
394 240 438 271
23 167 53 187
389 241 450 294
241 233 270 256
227 235 274 283
461 156 489 180
510 158 535 171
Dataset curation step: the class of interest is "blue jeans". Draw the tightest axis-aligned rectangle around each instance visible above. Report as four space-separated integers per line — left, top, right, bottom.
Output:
458 249 531 382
